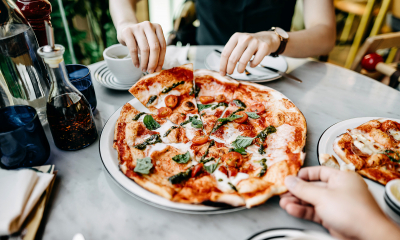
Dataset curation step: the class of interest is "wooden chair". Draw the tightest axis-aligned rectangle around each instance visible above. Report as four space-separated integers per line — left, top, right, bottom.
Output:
350 32 400 72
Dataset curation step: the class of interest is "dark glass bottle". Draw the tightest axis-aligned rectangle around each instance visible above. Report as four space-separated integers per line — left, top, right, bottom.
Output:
37 44 98 150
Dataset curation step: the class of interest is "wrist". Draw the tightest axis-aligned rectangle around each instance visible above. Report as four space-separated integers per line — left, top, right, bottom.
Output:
267 31 281 54
359 215 400 240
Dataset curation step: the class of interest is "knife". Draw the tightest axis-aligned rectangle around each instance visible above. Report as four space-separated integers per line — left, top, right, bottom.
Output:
213 49 302 83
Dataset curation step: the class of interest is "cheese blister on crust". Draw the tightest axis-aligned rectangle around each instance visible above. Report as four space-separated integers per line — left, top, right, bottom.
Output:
349 129 385 155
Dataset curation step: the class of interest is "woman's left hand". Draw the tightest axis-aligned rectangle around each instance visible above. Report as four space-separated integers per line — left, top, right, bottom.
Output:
219 31 281 76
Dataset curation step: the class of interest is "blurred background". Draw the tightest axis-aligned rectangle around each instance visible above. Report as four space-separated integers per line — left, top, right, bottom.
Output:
52 0 400 70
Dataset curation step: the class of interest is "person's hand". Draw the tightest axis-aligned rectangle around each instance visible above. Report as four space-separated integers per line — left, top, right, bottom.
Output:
219 31 281 76
280 166 400 240
117 21 166 73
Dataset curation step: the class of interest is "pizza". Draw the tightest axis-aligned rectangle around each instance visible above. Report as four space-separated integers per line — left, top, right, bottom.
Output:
114 64 307 208
333 119 400 185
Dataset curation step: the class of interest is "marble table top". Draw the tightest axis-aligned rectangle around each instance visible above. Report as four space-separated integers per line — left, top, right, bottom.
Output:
40 46 400 240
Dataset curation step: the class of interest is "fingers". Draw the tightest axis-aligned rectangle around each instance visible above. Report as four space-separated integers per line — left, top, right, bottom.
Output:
285 175 326 205
123 30 140 68
154 24 166 72
219 34 239 76
143 24 160 74
298 166 340 183
237 40 257 73
249 42 270 68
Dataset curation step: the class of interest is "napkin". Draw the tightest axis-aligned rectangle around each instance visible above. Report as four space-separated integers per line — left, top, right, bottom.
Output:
0 168 54 236
162 44 190 69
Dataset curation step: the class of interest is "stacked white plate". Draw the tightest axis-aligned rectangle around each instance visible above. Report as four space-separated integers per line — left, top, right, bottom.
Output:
93 64 143 90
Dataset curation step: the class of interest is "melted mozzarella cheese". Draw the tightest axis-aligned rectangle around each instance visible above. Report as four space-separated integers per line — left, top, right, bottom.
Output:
350 132 384 155
154 90 181 108
197 81 227 98
230 172 249 186
142 83 162 102
213 170 232 192
157 120 177 143
223 123 242 145
148 142 194 159
182 114 204 140
265 124 296 165
389 129 400 141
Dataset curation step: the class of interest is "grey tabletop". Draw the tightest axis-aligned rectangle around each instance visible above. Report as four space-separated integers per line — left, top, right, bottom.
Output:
40 46 400 240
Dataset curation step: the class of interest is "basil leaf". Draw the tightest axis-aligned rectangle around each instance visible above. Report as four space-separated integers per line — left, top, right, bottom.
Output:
191 119 203 128
384 150 400 162
217 114 243 122
232 136 254 149
198 104 214 112
133 134 162 150
246 112 260 119
163 126 178 137
258 144 265 155
233 99 246 108
169 168 192 184
147 95 157 106
211 102 228 110
162 81 184 93
228 182 238 191
189 84 200 97
134 157 153 174
234 147 247 155
143 115 161 130
132 112 146 121
200 157 215 164
172 151 191 164
258 158 267 177
204 158 220 174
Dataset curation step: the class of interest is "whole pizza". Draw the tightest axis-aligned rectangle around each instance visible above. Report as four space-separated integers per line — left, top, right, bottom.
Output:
113 63 307 208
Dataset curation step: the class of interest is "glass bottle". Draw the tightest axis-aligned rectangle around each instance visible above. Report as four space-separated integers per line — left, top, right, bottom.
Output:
37 44 98 150
0 0 49 124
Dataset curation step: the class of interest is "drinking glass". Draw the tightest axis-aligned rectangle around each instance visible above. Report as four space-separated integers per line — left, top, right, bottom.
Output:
0 105 50 169
66 64 97 111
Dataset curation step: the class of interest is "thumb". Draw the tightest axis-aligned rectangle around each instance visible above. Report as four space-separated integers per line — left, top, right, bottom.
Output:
285 175 325 205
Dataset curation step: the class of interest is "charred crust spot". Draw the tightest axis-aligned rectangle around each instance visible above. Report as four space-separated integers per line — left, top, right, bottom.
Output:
183 101 195 112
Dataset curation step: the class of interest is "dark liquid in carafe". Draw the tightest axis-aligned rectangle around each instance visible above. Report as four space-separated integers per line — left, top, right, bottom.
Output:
47 93 97 150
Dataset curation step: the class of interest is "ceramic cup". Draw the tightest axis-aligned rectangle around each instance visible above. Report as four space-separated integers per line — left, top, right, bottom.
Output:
103 44 142 84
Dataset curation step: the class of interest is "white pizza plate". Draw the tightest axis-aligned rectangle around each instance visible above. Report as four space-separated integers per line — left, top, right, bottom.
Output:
93 64 144 90
317 117 400 223
247 228 335 240
99 98 246 214
204 47 288 82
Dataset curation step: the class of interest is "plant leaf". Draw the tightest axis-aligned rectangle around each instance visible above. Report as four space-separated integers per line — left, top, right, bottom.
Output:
233 99 246 108
134 157 153 174
191 119 203 128
217 114 243 123
172 151 191 164
232 136 254 149
143 115 161 130
234 147 247 155
169 168 192 184
246 112 260 119
204 158 220 174
198 104 214 112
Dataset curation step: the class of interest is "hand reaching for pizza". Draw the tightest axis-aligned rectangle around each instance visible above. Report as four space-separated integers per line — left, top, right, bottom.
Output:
117 21 166 73
280 166 400 240
219 31 281 76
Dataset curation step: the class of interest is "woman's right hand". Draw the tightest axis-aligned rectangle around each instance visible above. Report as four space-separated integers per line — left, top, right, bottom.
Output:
117 21 166 73
280 166 400 240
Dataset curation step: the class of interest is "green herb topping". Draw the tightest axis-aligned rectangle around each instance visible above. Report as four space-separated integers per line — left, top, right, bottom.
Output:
204 158 220 174
172 151 191 164
255 126 276 154
218 179 223 182
258 144 265 155
211 102 228 110
211 109 245 133
232 147 247 155
134 157 153 174
180 115 203 129
132 112 146 121
200 157 215 164
383 150 400 162
228 182 238 191
169 168 192 184
143 114 161 130
189 84 200 97
233 99 246 108
147 95 157 106
200 140 215 162
162 81 185 93
232 136 254 149
198 104 213 112
133 134 162 150
163 126 178 137
258 158 267 177
246 112 260 119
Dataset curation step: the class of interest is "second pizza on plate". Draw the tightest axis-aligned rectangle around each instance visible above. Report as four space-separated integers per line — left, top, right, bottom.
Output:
114 63 307 208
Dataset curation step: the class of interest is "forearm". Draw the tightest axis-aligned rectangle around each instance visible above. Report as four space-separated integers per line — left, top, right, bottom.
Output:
282 24 335 58
359 215 400 240
110 0 138 31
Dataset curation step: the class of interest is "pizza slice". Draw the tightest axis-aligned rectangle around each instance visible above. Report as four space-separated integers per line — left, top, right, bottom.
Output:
129 63 198 125
333 119 400 185
194 69 239 135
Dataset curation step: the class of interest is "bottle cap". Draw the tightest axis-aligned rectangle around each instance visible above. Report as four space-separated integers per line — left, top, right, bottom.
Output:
37 22 65 67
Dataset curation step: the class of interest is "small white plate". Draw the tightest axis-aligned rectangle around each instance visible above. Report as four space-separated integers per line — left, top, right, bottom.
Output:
204 48 288 82
93 64 142 90
247 228 334 240
317 117 400 218
99 98 246 214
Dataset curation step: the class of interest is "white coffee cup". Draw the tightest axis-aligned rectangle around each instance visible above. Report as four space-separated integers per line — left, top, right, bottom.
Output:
103 44 142 84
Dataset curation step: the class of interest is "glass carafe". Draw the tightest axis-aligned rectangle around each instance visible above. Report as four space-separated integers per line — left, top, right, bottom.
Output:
0 0 49 124
37 44 98 150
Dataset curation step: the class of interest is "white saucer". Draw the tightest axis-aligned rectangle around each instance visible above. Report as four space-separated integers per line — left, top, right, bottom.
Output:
93 64 142 90
247 228 334 240
204 47 288 82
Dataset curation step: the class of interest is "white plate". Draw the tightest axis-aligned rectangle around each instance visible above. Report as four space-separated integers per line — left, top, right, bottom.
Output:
247 228 334 240
317 117 400 217
204 48 288 82
93 64 143 90
99 98 246 214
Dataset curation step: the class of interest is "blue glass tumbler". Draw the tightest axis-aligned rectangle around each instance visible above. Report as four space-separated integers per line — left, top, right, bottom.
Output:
0 105 50 169
66 64 97 111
